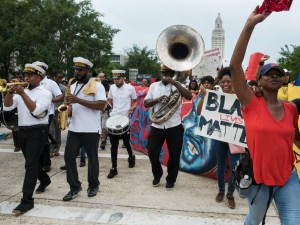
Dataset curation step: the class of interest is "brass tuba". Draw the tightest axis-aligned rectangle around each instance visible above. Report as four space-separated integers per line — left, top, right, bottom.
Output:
150 25 205 124
58 77 75 130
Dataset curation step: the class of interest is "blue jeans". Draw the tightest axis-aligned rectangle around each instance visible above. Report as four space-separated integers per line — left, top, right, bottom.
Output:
215 140 240 195
245 168 300 225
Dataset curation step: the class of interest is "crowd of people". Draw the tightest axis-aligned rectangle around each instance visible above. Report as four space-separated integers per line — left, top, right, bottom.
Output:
0 6 299 225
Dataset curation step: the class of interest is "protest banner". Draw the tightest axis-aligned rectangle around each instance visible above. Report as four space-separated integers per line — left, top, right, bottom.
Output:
197 90 247 148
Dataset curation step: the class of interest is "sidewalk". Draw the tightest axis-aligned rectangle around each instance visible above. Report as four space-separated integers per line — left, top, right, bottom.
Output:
0 127 280 224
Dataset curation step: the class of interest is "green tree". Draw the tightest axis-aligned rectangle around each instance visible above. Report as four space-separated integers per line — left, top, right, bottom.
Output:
0 0 119 79
124 45 160 79
278 45 300 80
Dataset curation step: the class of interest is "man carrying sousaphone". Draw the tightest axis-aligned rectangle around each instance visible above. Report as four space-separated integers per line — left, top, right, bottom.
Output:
3 64 52 214
144 65 192 190
106 70 137 179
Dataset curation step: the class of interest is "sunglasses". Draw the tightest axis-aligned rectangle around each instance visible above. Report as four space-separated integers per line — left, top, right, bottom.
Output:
113 77 121 80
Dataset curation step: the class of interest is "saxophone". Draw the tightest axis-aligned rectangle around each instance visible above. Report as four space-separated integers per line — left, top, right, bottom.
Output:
58 78 75 130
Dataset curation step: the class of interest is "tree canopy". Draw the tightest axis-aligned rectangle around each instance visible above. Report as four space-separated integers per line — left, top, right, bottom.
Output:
0 0 119 79
124 45 160 79
278 44 300 80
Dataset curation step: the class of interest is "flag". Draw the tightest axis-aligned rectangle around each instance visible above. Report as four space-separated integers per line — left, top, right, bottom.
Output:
258 0 293 13
294 73 300 86
245 52 264 81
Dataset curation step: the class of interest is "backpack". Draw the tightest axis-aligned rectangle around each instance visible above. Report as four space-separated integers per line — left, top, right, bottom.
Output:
232 148 255 190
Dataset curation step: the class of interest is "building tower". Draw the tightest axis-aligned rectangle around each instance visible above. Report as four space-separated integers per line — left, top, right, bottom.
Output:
211 13 225 59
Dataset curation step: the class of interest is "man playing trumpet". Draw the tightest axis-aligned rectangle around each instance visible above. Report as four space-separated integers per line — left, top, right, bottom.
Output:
3 64 52 214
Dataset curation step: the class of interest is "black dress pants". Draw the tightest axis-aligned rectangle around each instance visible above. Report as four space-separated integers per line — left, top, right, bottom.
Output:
147 124 184 184
12 130 20 148
109 131 133 169
64 131 100 191
39 115 54 168
18 125 49 204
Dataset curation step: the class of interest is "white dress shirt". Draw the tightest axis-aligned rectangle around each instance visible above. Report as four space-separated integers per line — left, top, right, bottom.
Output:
69 81 106 133
3 86 52 126
40 77 62 115
145 81 182 129
108 83 137 117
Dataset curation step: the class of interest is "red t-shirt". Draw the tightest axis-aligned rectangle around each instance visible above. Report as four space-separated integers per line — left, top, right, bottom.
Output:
242 96 298 186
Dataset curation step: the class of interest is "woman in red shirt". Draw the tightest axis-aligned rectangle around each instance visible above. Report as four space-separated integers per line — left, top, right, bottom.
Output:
230 6 300 225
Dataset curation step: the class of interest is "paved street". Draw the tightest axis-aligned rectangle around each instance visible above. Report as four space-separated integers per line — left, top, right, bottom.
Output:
0 126 280 224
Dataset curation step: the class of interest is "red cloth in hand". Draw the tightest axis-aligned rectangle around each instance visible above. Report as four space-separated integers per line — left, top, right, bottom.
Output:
258 0 293 13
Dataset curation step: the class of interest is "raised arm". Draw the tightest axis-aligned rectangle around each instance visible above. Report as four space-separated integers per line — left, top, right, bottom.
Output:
229 7 270 108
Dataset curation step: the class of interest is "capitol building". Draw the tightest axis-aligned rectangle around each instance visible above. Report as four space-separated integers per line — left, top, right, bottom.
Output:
211 13 225 59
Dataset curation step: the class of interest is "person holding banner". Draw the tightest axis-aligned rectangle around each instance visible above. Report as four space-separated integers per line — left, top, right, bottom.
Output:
230 6 300 225
197 68 240 209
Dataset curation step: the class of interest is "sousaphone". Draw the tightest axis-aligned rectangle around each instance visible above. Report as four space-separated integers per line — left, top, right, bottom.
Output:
150 25 205 124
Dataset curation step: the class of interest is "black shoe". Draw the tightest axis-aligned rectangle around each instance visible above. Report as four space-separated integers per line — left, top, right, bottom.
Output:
63 187 82 201
100 141 106 150
79 160 86 167
107 168 118 179
12 203 34 214
87 186 99 197
35 179 51 194
166 182 174 190
60 165 67 170
43 165 51 173
152 177 161 187
14 147 21 152
128 155 135 168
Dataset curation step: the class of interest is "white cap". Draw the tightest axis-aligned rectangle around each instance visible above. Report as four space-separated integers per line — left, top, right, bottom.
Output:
283 69 291 73
32 61 48 71
23 63 46 76
73 57 93 68
112 69 126 76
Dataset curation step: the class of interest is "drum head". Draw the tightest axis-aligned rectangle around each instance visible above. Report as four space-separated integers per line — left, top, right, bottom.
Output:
106 115 129 130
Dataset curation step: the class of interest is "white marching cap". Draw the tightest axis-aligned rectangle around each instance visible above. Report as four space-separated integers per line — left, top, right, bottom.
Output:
23 63 46 76
32 61 48 71
73 57 93 68
112 69 126 76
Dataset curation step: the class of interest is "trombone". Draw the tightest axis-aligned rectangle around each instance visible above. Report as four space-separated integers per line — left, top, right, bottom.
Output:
0 79 28 92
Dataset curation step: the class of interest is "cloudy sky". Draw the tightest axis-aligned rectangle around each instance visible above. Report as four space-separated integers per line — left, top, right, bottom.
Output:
91 0 299 66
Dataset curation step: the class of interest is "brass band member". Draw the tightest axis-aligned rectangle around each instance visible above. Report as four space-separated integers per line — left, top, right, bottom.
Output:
144 65 192 190
4 64 52 214
106 70 137 178
62 57 106 201
33 61 63 172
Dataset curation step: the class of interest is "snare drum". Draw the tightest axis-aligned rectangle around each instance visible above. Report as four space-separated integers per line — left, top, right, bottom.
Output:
106 115 130 135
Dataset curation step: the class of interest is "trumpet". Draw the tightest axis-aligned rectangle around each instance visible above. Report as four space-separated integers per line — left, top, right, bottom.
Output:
0 79 28 92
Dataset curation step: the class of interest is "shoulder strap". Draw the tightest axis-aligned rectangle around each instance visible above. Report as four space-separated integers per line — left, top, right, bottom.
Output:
262 186 274 225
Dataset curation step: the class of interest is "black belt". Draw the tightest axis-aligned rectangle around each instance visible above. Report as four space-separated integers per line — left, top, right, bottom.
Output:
19 124 48 130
